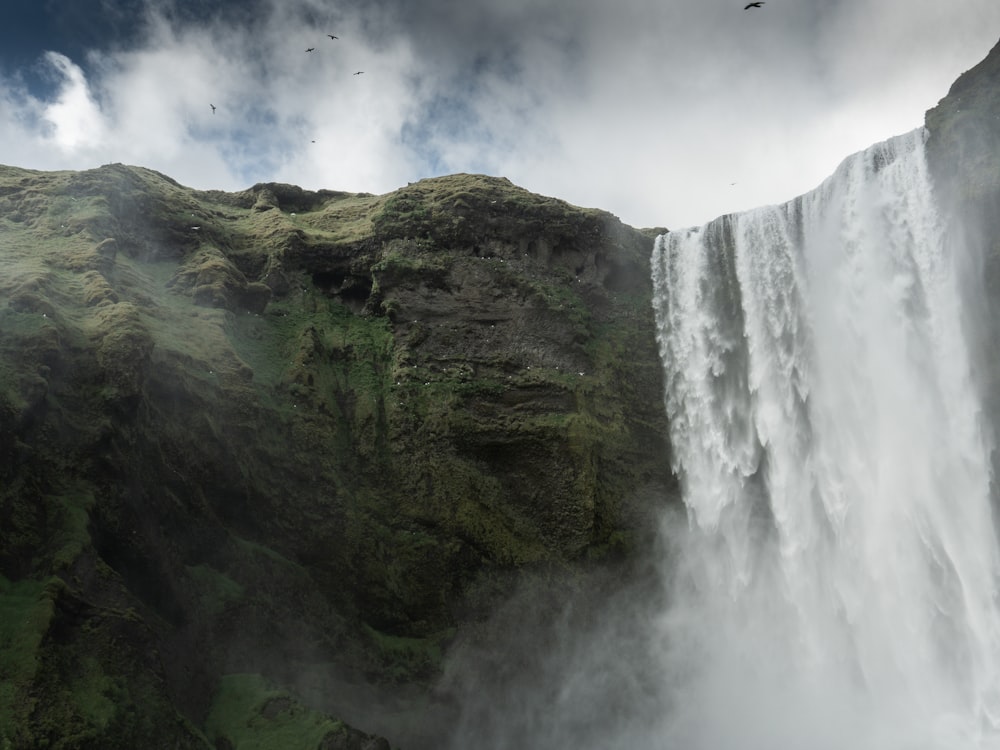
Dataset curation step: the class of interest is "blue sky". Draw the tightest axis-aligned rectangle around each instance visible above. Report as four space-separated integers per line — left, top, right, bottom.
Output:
1 0 999 228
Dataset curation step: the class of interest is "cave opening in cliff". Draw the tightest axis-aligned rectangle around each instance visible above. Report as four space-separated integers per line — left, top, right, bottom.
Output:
312 269 373 312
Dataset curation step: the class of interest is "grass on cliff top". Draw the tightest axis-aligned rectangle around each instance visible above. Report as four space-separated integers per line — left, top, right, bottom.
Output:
205 673 350 749
0 163 230 243
391 173 607 218
280 172 616 248
291 192 382 242
0 167 385 393
0 165 248 383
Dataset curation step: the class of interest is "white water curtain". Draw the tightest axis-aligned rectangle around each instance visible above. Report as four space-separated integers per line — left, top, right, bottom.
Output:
651 127 1000 749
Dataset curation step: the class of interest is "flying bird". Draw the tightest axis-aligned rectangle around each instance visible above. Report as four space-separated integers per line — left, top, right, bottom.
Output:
354 71 364 75
744 2 764 8
327 34 338 40
210 103 216 114
306 47 315 52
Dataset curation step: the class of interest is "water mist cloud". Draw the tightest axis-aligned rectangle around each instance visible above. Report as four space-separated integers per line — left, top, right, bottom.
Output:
439 556 677 750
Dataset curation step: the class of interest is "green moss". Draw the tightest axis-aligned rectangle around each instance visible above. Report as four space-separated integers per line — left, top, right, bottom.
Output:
231 535 303 571
185 564 245 618
205 673 347 749
0 160 675 746
65 655 118 730
373 194 435 239
362 624 454 683
371 240 451 281
48 488 95 572
26 607 211 749
0 577 53 730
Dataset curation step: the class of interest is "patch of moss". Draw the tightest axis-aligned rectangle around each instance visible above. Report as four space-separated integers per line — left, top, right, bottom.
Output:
48 488 95 573
185 564 246 618
361 624 454 684
27 623 206 748
204 673 348 749
0 577 53 732
371 240 452 288
373 194 435 240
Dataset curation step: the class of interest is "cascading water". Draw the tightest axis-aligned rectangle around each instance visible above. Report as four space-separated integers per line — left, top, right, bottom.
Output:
651 127 1000 749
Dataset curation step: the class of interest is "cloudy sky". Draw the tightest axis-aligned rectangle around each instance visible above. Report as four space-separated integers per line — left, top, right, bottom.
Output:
1 0 998 229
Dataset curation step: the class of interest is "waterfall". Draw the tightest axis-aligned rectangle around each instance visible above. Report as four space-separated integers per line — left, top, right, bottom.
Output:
651 127 1000 749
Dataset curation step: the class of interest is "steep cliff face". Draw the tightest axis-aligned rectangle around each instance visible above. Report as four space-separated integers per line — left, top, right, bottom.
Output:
0 166 676 746
925 37 1000 460
925 38 1000 217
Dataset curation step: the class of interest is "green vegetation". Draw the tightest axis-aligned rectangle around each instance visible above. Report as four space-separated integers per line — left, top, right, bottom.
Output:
185 564 245 618
0 160 679 748
205 674 358 750
363 624 455 683
0 577 52 731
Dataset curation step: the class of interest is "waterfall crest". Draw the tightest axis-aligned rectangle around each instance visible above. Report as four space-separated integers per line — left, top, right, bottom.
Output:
652 127 1000 749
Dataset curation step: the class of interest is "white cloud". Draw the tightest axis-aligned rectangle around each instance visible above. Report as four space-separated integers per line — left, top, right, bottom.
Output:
0 0 998 227
40 52 109 151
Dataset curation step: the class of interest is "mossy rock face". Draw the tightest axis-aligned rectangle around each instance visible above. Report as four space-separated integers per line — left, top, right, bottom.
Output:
0 162 677 747
205 673 389 750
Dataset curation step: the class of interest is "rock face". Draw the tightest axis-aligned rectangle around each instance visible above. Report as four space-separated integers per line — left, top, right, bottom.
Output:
0 166 676 747
925 37 1000 475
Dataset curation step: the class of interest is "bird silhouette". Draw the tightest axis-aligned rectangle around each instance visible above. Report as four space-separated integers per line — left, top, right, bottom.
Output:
327 34 338 40
210 103 216 114
744 2 764 8
306 47 315 52
354 71 364 75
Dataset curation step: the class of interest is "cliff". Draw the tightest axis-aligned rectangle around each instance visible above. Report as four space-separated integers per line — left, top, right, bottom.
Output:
925 36 1000 466
0 167 676 747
